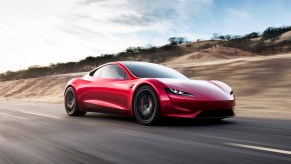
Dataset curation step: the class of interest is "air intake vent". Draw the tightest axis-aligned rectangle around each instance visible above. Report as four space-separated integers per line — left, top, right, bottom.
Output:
197 110 234 118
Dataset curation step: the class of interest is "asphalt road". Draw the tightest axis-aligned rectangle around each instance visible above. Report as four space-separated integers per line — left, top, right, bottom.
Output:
0 100 291 164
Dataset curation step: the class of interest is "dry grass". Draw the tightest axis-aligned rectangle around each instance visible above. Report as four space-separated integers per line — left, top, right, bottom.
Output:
276 31 291 43
163 46 256 65
174 53 291 119
0 72 85 103
1 52 291 119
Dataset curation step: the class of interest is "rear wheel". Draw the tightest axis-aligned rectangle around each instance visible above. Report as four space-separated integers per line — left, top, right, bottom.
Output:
134 85 160 125
64 86 86 116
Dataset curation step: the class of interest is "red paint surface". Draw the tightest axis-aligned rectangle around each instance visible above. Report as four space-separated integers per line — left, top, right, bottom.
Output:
65 62 235 118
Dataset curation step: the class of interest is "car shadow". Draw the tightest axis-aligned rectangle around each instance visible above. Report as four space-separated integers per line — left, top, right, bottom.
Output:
159 118 236 127
83 113 136 123
82 113 235 127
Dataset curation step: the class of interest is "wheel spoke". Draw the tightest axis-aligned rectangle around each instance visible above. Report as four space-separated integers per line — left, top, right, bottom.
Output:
66 91 75 112
136 90 156 121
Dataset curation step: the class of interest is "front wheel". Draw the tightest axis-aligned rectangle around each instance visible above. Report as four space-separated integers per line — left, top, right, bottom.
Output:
133 85 160 125
64 86 86 116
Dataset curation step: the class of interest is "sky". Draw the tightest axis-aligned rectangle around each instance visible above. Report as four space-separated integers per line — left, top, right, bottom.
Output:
0 0 290 73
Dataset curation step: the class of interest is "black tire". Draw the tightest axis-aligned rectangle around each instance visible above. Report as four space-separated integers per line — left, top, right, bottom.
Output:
133 85 160 125
64 86 86 116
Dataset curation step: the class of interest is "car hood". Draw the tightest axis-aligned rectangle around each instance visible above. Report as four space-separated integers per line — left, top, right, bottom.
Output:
156 78 233 100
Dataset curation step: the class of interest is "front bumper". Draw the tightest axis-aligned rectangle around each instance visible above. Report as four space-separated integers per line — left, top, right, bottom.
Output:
161 94 235 119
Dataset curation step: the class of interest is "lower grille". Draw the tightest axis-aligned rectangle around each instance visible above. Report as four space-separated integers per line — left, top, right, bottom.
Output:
197 109 234 118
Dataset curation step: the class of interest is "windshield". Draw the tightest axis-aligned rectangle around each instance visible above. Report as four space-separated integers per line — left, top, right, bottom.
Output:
122 62 189 79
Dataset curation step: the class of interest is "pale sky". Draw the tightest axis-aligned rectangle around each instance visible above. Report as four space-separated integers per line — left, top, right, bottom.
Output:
0 0 290 73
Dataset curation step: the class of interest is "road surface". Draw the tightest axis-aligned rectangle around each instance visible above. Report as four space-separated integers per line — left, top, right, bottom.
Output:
0 100 290 163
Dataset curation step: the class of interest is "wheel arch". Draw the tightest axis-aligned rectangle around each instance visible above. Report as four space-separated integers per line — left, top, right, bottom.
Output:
64 78 80 95
131 80 165 115
64 84 77 96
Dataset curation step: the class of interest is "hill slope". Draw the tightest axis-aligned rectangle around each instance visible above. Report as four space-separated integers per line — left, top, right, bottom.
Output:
1 53 291 119
1 26 291 82
163 46 256 65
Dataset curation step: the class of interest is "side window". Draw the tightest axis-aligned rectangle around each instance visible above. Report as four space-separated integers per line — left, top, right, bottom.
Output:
101 64 129 80
124 71 129 80
89 67 103 77
93 68 102 78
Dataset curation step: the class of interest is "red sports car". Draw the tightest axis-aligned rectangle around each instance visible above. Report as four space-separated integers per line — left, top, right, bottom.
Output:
64 61 235 125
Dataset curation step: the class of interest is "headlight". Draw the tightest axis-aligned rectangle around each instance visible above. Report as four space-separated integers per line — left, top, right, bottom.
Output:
166 88 195 97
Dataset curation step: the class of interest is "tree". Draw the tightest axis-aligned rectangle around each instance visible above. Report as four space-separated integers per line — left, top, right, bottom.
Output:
212 33 219 40
262 26 291 39
177 37 186 44
232 35 242 40
217 35 225 40
244 32 260 39
168 37 187 45
168 37 178 45
225 35 232 41
125 47 143 54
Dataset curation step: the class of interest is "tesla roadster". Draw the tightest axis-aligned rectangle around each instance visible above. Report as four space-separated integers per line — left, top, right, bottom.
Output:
64 61 235 125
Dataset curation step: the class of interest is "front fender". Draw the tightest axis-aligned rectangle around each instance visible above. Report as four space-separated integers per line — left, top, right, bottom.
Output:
130 79 172 117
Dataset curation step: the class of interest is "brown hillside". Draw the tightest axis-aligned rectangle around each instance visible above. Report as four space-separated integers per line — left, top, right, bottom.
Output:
276 30 291 43
1 54 291 119
163 46 256 65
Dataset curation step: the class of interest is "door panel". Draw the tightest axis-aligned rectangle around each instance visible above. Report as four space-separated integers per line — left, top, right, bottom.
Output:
96 79 130 109
80 64 132 114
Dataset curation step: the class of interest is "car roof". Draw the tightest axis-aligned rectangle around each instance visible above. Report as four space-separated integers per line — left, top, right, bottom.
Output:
117 61 151 64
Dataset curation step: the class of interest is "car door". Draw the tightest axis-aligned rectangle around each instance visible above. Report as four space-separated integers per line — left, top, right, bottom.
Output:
83 64 132 114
